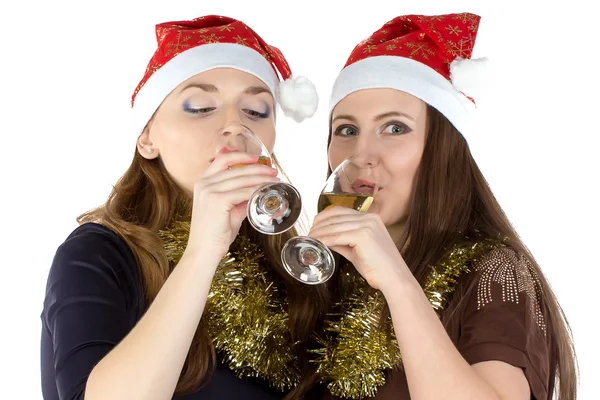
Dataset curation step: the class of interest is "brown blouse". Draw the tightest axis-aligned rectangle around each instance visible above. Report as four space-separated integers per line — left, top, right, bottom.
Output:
317 247 553 400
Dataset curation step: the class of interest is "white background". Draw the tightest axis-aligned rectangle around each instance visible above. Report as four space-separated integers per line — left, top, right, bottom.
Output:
1 0 597 398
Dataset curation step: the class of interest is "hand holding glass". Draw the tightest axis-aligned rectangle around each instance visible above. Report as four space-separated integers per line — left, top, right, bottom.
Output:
220 126 302 235
281 156 379 284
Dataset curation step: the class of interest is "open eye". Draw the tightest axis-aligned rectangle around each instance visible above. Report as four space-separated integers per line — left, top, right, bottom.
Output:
334 125 358 137
381 122 412 135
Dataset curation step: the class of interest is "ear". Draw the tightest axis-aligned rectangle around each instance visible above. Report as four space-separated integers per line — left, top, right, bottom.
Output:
137 123 159 160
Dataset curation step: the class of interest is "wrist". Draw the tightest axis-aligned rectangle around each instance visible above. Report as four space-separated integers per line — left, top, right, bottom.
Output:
379 262 419 300
179 246 225 272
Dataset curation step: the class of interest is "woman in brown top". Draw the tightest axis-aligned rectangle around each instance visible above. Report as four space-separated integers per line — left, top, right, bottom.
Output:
303 12 578 400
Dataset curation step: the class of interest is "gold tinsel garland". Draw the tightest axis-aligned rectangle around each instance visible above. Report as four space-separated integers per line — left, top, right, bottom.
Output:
311 240 501 399
159 221 300 389
311 279 400 399
158 220 501 399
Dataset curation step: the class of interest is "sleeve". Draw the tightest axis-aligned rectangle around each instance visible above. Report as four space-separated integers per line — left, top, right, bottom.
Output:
456 246 551 400
41 225 141 400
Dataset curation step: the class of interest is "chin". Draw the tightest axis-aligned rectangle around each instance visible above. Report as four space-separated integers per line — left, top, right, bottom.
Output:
369 207 390 224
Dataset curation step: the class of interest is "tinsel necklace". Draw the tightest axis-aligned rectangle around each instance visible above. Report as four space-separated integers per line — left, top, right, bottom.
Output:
158 220 500 399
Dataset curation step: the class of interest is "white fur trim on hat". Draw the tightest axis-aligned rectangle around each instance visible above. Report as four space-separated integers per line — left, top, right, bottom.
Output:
132 43 279 135
329 56 477 141
278 76 319 123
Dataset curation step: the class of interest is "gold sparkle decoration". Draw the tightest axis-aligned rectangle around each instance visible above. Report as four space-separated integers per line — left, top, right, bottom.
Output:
198 33 224 44
310 270 400 399
452 13 479 25
405 42 436 59
157 219 190 265
474 247 546 335
446 25 463 36
234 35 248 45
445 35 475 58
362 45 376 53
204 235 301 390
424 239 502 312
165 31 191 57
157 219 502 399
156 27 169 44
312 239 501 399
261 51 273 62
158 219 300 391
268 46 291 76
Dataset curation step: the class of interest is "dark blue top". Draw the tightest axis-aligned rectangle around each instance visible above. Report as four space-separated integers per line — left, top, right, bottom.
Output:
40 223 285 399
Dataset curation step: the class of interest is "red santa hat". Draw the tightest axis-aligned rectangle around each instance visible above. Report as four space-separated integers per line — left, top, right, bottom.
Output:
329 12 487 141
131 15 319 135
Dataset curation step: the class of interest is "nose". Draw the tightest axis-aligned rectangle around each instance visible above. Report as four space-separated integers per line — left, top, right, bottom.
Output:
218 101 248 135
220 123 251 137
352 132 380 167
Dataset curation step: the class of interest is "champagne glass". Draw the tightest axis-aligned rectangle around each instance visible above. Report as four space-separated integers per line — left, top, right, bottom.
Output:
281 156 379 284
221 125 302 235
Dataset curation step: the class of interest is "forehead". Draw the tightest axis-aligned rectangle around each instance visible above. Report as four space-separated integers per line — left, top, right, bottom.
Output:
332 88 426 121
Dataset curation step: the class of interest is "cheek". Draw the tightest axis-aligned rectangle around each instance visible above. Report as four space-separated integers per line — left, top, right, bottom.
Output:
395 137 424 179
398 150 422 185
151 121 216 190
327 145 347 172
381 144 424 219
386 142 422 183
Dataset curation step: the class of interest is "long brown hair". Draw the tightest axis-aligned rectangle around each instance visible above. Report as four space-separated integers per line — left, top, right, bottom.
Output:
78 149 332 395
324 105 578 399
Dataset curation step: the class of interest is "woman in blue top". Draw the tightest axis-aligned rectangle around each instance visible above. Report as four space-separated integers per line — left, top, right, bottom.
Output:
40 14 321 400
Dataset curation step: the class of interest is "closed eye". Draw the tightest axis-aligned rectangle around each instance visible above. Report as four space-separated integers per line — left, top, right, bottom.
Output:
182 98 216 114
184 107 216 114
244 109 269 119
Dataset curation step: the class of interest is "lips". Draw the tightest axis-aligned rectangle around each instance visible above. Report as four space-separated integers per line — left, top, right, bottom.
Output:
210 146 240 162
351 179 378 194
219 146 239 154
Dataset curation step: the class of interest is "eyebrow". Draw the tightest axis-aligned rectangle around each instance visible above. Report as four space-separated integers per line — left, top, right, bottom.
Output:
244 86 272 96
180 83 218 93
332 110 416 123
179 83 272 97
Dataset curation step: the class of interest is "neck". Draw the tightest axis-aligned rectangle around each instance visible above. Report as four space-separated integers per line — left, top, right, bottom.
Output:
386 221 406 248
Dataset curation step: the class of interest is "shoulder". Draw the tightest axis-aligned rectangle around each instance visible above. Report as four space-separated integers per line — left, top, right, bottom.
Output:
45 222 143 310
53 222 136 269
470 245 546 335
455 246 553 399
56 222 132 256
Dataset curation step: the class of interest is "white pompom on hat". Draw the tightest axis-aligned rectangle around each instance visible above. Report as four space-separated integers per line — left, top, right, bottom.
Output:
131 15 319 135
